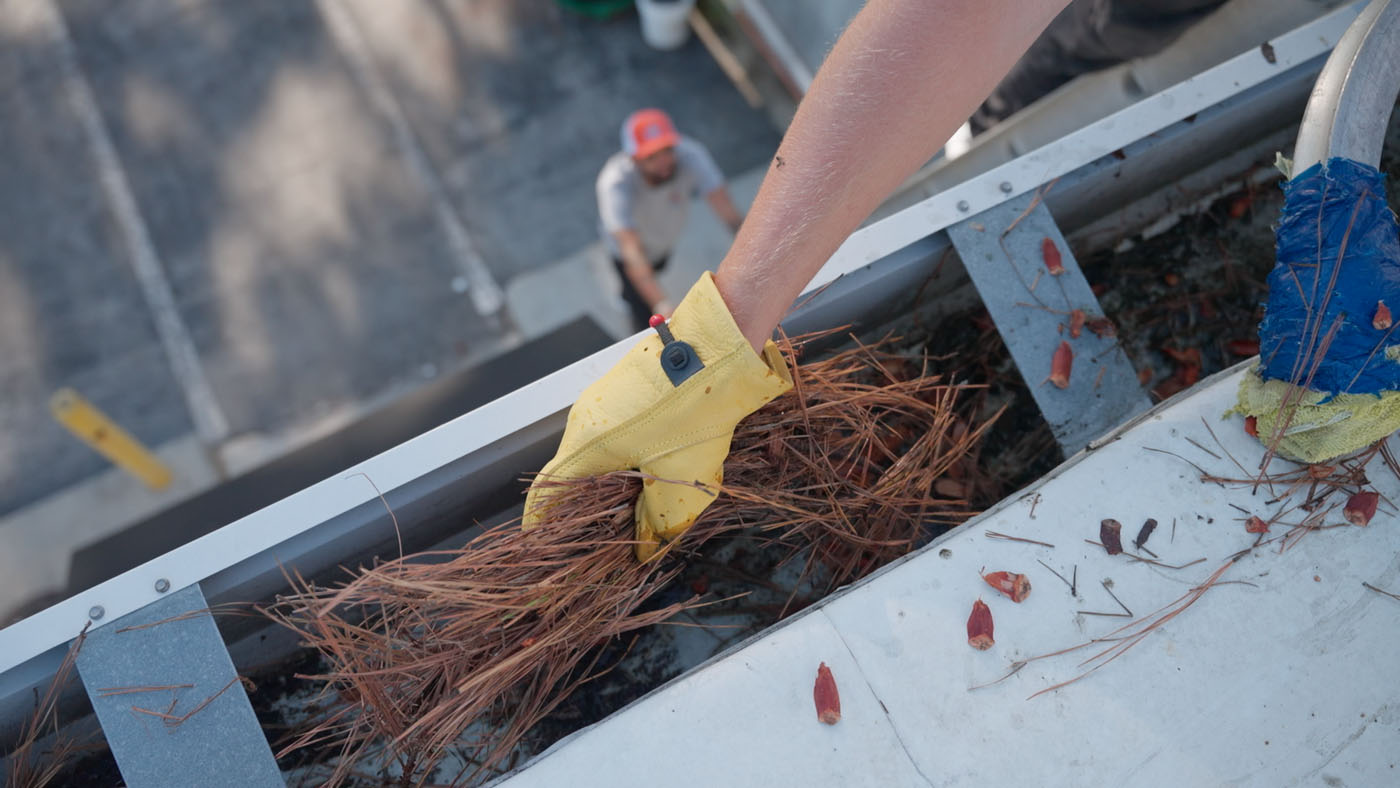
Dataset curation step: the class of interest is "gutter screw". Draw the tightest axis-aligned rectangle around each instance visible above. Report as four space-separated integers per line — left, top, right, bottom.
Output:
154 578 171 593
88 605 105 621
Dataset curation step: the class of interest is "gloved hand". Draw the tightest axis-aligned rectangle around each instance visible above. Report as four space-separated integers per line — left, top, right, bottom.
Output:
523 271 792 561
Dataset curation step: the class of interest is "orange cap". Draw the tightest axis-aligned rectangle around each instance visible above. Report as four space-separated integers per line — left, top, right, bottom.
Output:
621 108 679 159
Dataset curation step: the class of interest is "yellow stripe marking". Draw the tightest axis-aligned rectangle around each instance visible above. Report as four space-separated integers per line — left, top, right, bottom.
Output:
49 388 173 490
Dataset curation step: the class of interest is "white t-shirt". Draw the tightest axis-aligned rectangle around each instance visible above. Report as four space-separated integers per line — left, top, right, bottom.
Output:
596 136 724 263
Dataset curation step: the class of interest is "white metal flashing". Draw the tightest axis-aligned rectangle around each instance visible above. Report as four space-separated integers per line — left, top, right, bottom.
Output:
496 365 1400 786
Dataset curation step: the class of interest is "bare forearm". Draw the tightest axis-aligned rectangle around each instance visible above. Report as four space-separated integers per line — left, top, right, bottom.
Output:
616 232 669 311
715 0 1070 351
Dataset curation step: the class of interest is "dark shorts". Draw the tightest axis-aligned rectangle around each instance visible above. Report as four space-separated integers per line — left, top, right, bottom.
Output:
612 255 670 332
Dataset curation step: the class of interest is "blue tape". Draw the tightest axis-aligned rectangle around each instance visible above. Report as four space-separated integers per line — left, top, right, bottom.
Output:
1259 157 1400 396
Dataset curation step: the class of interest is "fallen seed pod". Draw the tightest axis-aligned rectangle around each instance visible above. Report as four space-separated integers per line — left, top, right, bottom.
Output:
814 662 841 724
967 599 995 651
1375 301 1392 331
1100 518 1123 555
1042 237 1064 275
1069 309 1085 339
1134 518 1157 550
1225 338 1260 356
982 570 1031 603
1345 491 1379 526
1245 515 1269 534
1085 317 1116 338
1307 464 1334 479
1050 341 1073 389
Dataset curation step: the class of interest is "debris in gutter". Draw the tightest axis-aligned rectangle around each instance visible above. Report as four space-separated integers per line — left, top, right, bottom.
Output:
1042 237 1065 275
263 330 999 786
1049 341 1073 389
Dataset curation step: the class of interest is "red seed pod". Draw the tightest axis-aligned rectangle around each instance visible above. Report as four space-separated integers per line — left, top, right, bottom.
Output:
1245 515 1269 534
1042 237 1064 275
1050 341 1073 389
1244 415 1258 437
1228 193 1252 219
1180 364 1201 387
1100 518 1123 555
982 570 1032 603
1086 317 1117 338
1374 301 1392 331
1226 339 1260 357
967 599 995 651
1307 464 1335 480
1069 309 1086 339
814 662 841 724
1344 491 1379 526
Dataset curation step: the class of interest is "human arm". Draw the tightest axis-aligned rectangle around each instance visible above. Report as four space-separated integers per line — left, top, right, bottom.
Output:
705 187 744 234
715 0 1073 352
613 229 672 315
528 0 1072 557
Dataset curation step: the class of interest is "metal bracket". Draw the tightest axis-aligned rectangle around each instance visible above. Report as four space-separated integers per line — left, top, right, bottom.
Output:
75 584 282 787
947 192 1150 455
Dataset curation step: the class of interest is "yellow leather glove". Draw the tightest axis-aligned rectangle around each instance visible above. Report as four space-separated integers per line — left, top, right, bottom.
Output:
523 271 792 561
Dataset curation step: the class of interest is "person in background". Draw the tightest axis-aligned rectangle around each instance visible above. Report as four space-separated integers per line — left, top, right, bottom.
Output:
597 109 745 330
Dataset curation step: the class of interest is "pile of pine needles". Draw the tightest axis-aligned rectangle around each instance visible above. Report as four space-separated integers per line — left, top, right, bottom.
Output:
266 331 1000 786
5 627 90 788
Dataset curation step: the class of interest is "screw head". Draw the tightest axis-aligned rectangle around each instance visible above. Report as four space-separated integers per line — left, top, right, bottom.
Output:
999 181 1013 193
154 578 171 593
88 605 105 621
956 200 970 212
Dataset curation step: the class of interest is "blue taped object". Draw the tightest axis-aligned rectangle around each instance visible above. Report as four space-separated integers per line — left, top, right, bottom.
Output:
1259 157 1400 396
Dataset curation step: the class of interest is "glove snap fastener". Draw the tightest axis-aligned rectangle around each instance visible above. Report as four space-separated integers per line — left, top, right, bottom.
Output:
649 314 705 387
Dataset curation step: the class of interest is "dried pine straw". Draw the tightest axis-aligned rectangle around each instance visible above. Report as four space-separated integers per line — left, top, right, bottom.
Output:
266 331 1000 786
6 625 91 788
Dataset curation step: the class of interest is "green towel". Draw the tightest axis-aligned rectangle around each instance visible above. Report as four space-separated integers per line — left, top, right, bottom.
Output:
1229 364 1400 463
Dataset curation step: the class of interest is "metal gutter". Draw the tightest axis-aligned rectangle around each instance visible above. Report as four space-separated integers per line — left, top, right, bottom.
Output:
0 0 1365 745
